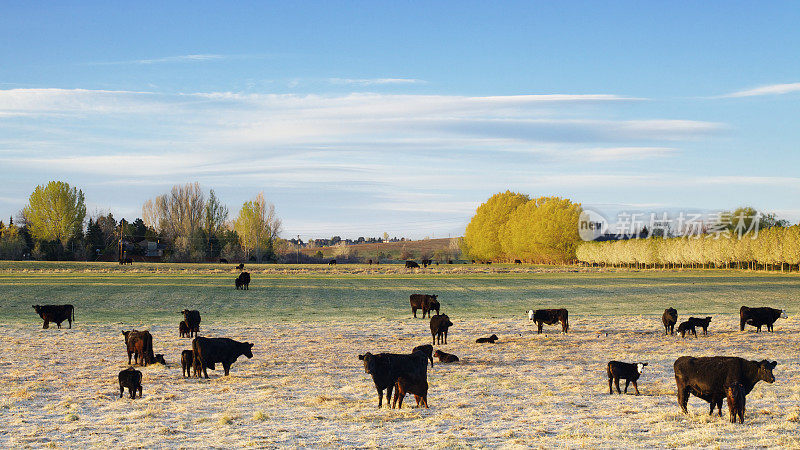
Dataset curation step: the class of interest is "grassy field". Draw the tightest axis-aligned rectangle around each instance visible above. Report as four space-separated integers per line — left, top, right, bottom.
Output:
0 262 798 448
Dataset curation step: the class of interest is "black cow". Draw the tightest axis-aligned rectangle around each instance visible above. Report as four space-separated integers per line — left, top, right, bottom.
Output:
328 259 336 265
192 337 253 378
527 309 569 334
677 320 696 338
410 294 440 318
430 314 453 345
393 375 429 409
219 258 228 264
118 367 142 399
726 382 746 424
357 352 427 408
514 259 522 264
740 306 788 332
235 272 251 290
434 349 459 363
662 308 678 335
179 320 190 338
122 330 155 366
405 260 420 269
421 259 432 267
412 344 434 367
607 361 647 395
181 349 202 378
475 334 498 343
32 304 74 329
674 356 777 421
181 309 201 337
687 316 712 336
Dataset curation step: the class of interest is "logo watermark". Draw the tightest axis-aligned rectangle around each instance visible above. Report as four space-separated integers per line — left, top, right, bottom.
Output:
578 210 764 242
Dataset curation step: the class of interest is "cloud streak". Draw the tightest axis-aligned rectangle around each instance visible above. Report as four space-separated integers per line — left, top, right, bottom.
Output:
720 82 800 98
91 54 227 65
328 78 426 85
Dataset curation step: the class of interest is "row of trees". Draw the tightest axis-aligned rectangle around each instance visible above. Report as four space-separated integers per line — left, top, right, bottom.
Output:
576 226 800 271
2 181 283 262
463 191 583 263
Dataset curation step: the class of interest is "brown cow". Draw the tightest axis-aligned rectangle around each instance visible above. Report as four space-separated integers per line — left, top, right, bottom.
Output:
122 330 155 366
410 294 440 318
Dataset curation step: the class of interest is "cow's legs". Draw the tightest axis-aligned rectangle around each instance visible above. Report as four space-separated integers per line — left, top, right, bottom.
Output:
222 362 231 376
444 330 448 344
127 351 133 365
624 380 630 393
120 385 124 398
412 307 417 318
608 377 613 394
676 381 690 413
43 319 49 329
537 322 543 334
68 318 72 329
632 380 640 396
614 378 622 394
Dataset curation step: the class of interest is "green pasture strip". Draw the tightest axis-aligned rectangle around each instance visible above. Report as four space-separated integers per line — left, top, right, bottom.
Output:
1 265 797 325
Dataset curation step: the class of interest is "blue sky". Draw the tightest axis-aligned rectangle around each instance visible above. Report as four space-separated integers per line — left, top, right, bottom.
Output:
1 1 799 239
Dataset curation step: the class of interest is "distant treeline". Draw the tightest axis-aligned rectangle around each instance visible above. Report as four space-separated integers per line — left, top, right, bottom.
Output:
576 226 800 271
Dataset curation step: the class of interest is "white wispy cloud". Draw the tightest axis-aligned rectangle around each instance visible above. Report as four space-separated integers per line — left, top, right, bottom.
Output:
91 54 227 65
328 78 426 85
720 82 800 98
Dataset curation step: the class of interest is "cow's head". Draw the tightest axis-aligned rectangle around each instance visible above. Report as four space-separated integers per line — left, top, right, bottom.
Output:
757 360 777 383
153 354 167 365
32 305 41 314
431 295 438 301
433 350 444 358
637 362 648 374
705 317 712 321
242 342 254 359
780 310 788 319
358 352 374 373
489 334 499 341
527 310 534 320
121 330 130 339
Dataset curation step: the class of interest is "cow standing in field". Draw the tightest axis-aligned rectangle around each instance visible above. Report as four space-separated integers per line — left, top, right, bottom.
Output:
181 309 201 337
235 272 250 290
405 261 420 269
118 368 142 399
179 321 190 338
662 308 678 335
686 316 712 336
410 294 440 318
726 382 746 424
740 306 787 332
677 320 696 338
393 375 429 409
607 361 647 395
527 309 569 334
673 356 777 421
430 314 453 345
122 330 156 366
192 337 254 378
328 259 336 265
32 304 74 329
181 349 201 378
358 351 428 408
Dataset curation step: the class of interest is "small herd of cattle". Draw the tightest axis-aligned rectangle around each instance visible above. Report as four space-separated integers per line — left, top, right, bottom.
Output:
33 298 788 423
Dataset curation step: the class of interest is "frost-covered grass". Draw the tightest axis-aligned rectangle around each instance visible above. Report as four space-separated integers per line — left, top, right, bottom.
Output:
0 263 798 447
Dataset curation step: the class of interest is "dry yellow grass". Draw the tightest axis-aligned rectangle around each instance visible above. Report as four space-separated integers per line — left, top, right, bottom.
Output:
0 314 797 448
